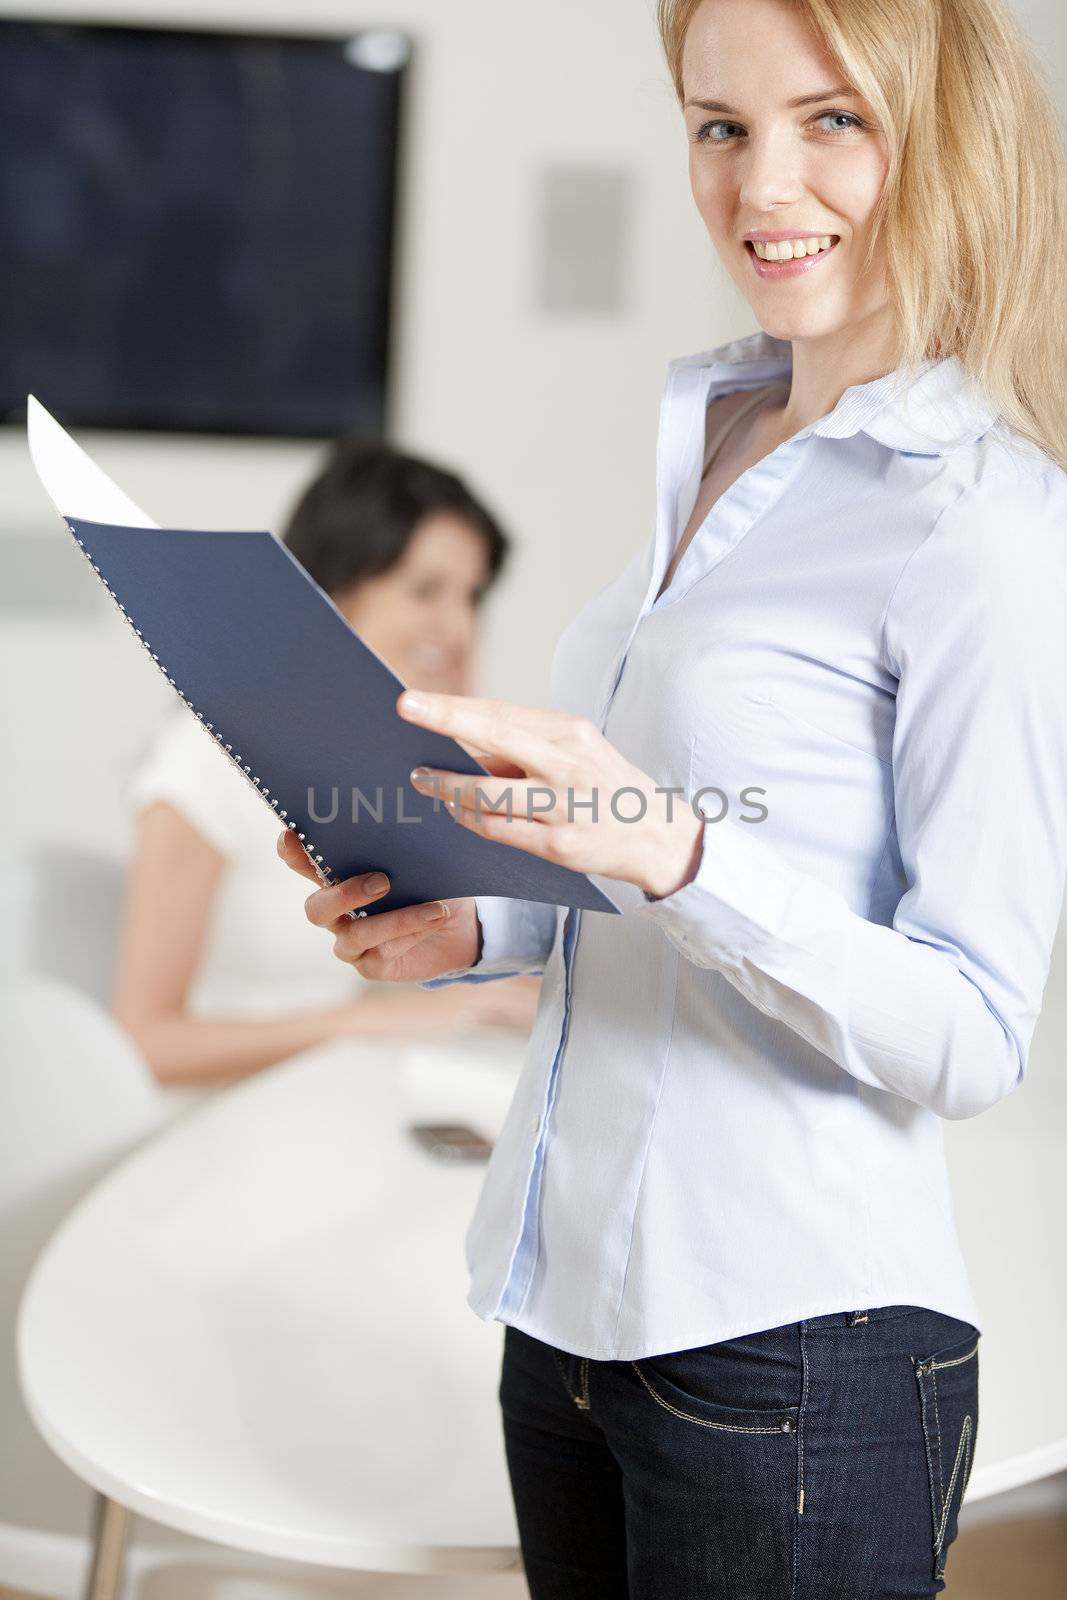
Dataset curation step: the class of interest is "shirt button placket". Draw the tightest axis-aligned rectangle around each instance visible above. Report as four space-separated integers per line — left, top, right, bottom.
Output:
497 905 579 1316
499 598 641 1319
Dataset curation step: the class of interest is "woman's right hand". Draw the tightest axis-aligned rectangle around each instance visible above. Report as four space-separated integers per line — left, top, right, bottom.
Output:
277 828 481 983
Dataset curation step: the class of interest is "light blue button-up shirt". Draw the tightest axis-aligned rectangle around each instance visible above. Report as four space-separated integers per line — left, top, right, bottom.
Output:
423 329 1067 1360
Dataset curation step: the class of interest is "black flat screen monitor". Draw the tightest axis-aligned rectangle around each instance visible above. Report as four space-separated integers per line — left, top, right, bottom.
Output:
0 19 408 437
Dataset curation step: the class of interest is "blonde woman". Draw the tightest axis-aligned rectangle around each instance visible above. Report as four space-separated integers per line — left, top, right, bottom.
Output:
279 0 1067 1592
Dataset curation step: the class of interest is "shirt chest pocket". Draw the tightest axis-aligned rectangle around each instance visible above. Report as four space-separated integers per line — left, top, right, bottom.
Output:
742 687 895 769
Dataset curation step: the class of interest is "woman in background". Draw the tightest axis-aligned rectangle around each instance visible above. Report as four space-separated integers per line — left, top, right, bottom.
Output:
113 440 539 1086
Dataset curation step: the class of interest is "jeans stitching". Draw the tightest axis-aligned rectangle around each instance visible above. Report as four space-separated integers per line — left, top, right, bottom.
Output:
791 1321 810 1600
552 1346 591 1411
551 1346 578 1404
959 1411 977 1509
630 1360 797 1436
914 1356 940 1556
926 1345 976 1503
930 1343 978 1371
913 1339 978 1578
933 1414 974 1563
930 1365 944 1504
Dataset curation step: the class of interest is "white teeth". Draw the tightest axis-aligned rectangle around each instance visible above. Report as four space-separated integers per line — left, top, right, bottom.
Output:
752 235 834 261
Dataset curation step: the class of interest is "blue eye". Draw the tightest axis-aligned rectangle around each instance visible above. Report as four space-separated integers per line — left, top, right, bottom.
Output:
693 120 742 144
691 110 865 144
816 111 864 135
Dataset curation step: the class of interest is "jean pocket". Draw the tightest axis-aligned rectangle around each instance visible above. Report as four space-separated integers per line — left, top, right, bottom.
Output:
912 1327 979 1579
630 1339 799 1436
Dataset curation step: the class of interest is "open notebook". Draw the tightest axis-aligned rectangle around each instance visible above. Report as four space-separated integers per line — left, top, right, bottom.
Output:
26 397 621 920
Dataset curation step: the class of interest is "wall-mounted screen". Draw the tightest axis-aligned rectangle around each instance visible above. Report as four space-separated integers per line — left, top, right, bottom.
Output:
0 20 408 437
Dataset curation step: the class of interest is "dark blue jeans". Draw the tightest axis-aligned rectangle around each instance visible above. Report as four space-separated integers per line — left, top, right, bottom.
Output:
499 1306 979 1599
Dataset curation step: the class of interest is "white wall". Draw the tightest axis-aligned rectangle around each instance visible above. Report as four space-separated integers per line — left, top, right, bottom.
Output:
0 0 736 865
5 0 1063 862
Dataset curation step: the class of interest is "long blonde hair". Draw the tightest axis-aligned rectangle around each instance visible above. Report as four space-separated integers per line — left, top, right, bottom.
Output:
657 0 1067 472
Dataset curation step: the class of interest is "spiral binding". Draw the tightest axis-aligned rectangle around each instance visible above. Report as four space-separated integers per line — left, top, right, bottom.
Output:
65 519 371 915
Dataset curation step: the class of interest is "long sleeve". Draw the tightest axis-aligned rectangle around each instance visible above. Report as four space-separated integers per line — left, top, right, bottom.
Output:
418 894 559 988
638 472 1067 1120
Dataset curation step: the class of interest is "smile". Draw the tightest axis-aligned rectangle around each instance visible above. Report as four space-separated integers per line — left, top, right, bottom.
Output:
745 236 840 280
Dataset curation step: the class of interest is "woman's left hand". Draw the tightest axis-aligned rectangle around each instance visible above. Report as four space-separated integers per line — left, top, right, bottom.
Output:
398 689 705 902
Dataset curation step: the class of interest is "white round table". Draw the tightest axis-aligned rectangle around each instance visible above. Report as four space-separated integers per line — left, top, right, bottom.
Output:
16 1008 1067 1595
17 1035 528 1588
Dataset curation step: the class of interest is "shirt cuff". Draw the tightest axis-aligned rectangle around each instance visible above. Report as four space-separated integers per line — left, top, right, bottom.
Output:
418 895 555 987
637 814 795 970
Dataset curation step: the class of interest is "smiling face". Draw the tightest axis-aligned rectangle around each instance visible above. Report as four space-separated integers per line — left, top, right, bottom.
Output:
332 512 491 696
681 0 891 343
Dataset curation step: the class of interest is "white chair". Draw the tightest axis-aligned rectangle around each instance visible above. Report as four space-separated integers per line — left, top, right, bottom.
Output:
0 972 167 1599
7 844 128 1008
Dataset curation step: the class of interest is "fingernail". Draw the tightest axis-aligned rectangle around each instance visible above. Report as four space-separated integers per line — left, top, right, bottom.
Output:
400 692 428 715
363 872 389 894
410 767 430 783
421 900 450 922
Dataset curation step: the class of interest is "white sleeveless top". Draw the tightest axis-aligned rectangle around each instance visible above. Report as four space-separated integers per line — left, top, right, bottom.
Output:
126 710 367 1018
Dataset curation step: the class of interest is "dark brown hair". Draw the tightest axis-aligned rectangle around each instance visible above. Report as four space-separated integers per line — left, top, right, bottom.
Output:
281 436 510 598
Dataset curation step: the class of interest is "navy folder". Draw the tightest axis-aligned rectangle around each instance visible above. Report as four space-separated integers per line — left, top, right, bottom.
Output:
27 402 621 919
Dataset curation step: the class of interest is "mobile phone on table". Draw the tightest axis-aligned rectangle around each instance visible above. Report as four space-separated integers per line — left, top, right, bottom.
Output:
407 1121 494 1160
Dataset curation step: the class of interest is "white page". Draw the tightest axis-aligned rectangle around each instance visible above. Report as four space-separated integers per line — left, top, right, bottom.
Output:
26 394 158 529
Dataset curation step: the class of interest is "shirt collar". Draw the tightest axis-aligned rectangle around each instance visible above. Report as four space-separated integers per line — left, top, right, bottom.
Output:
670 329 998 456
